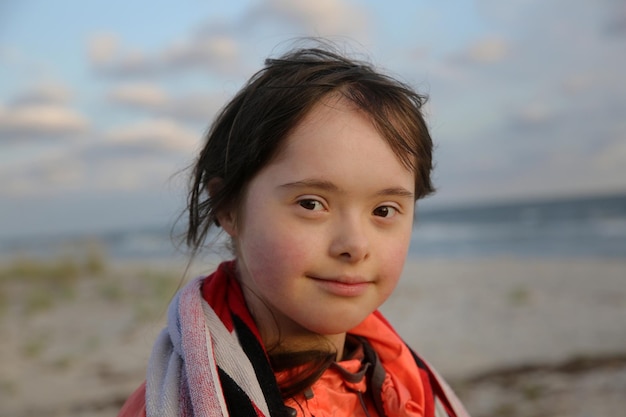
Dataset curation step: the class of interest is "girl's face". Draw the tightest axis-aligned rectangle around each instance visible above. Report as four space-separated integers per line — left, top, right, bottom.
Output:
221 97 415 353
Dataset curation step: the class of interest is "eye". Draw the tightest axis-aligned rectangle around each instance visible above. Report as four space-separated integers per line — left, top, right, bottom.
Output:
298 199 325 211
373 205 398 218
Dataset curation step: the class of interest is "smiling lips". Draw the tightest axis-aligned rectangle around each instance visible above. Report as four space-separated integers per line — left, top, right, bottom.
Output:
308 275 372 297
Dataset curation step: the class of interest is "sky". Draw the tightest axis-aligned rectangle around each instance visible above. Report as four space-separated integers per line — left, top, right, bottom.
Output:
1 0 625 239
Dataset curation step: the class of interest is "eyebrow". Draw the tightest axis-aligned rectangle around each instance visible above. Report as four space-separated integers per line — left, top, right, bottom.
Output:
279 179 414 199
376 187 415 199
279 179 339 192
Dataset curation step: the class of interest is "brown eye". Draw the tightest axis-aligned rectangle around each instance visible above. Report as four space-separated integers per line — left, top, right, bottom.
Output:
299 199 323 211
373 206 397 218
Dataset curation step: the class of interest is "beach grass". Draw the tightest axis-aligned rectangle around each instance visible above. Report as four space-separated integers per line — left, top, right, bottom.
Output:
0 245 183 342
0 243 106 286
0 249 103 316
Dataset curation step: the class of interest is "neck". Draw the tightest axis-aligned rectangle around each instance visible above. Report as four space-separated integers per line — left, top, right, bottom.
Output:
261 329 347 360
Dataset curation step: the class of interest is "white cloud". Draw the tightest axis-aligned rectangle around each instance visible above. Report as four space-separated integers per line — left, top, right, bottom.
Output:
106 82 223 123
108 83 168 109
0 79 87 143
466 38 509 64
512 101 558 128
161 35 240 73
0 118 196 197
87 33 120 65
104 118 200 153
88 32 161 77
0 103 89 139
249 0 368 36
88 0 370 79
89 30 242 78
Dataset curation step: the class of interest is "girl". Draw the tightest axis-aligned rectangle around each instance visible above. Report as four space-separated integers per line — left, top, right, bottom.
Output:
119 44 470 417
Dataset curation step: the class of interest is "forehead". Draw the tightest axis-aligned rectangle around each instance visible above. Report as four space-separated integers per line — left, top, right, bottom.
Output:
263 96 415 189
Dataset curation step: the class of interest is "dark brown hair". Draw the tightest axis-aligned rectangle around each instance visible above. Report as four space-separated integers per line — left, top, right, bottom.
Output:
185 41 435 399
186 43 434 251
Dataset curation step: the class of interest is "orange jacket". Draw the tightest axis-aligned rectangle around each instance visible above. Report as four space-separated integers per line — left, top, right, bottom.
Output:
278 327 428 417
118 312 435 417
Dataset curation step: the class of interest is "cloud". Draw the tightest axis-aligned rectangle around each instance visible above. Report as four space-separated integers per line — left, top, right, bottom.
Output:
433 89 626 203
0 118 199 197
103 118 200 153
160 35 240 74
88 0 370 79
0 146 171 197
0 103 89 141
87 33 120 66
465 38 509 64
159 94 224 124
88 32 164 77
10 81 72 106
0 138 90 197
507 102 562 132
107 82 223 123
593 137 626 172
107 83 168 109
88 156 186 192
429 1 625 130
243 0 368 37
70 119 204 194
1 156 86 196
0 79 88 143
0 81 202 197
88 30 243 78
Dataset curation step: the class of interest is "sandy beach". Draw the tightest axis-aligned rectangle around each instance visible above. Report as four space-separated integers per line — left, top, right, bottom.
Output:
1 255 625 416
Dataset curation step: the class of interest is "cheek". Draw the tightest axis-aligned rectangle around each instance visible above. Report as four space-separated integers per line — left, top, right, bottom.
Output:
381 230 412 284
238 221 312 281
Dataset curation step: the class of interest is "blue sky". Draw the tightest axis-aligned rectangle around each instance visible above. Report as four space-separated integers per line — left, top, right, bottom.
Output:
1 0 625 238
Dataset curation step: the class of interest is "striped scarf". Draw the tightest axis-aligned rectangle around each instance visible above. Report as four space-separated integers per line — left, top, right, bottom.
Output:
145 262 470 417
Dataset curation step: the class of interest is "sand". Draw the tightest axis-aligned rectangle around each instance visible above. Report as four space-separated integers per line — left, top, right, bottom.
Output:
1 257 625 416
384 258 626 379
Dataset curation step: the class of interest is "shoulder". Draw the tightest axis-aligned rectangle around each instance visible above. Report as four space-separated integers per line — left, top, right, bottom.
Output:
118 381 146 417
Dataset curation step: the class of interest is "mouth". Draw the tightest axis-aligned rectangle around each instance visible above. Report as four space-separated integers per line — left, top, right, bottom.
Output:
308 275 372 297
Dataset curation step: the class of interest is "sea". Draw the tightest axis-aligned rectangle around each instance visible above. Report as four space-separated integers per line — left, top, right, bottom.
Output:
412 192 626 259
2 193 626 262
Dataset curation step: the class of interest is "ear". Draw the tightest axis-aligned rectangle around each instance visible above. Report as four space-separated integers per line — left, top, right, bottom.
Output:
207 178 238 237
217 207 238 238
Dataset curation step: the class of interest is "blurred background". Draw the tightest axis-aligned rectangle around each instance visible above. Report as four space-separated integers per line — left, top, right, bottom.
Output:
1 1 625 416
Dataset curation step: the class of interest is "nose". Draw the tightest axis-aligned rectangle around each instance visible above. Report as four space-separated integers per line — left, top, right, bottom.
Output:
329 213 370 262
